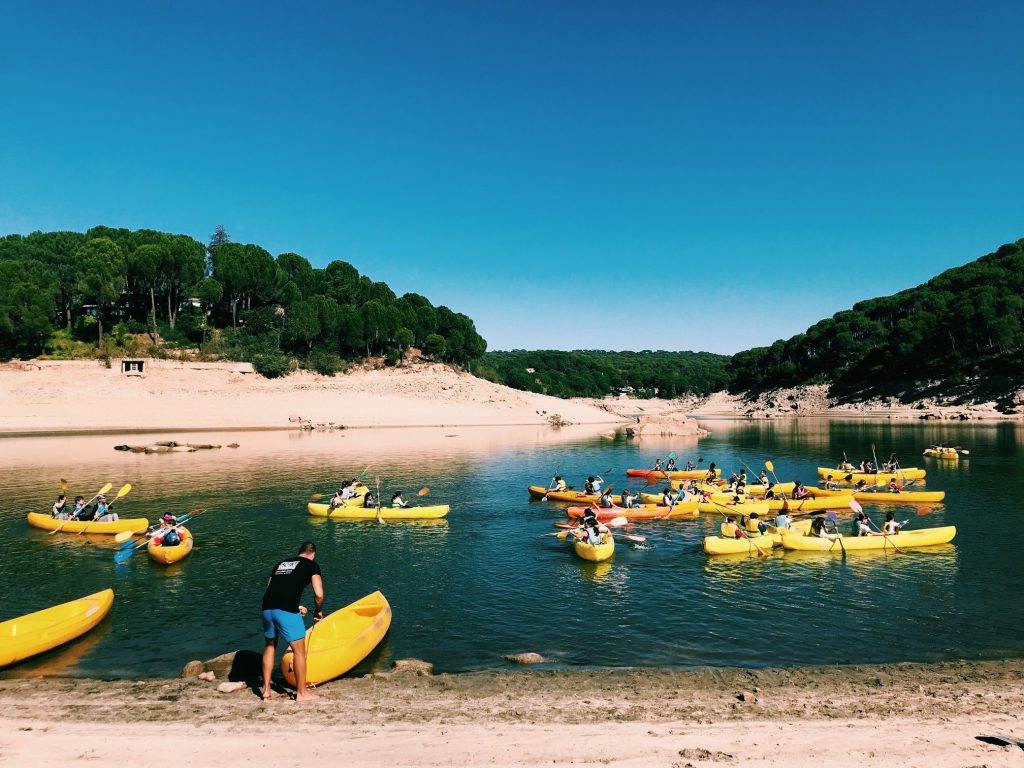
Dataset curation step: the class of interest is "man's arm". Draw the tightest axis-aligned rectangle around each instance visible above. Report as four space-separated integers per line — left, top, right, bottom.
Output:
310 574 325 618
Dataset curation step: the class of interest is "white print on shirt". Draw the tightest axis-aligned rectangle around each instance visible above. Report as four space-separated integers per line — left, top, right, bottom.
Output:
275 560 300 575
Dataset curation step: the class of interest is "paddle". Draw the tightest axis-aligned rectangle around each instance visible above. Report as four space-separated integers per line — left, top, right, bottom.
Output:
78 483 132 535
375 476 383 524
551 515 647 543
825 511 846 556
115 509 200 548
114 508 208 563
764 460 792 508
50 482 113 535
60 478 68 493
541 465 561 501
850 499 903 552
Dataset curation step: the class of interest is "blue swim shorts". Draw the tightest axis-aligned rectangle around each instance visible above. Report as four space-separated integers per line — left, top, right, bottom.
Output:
261 609 307 643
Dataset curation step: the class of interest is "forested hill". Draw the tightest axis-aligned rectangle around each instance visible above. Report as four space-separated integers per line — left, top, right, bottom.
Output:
473 351 731 399
0 226 485 375
729 239 1024 405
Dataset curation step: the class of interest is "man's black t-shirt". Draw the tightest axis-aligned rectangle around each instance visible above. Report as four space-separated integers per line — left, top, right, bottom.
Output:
261 557 322 613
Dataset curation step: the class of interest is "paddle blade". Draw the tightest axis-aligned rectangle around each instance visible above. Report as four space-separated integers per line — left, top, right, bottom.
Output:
60 478 68 492
606 516 629 527
826 511 838 522
98 482 113 495
357 467 370 479
765 460 774 473
114 531 133 544
417 487 430 496
310 493 325 500
917 506 933 516
646 475 661 487
115 483 132 499
114 548 136 564
849 499 863 514
667 452 676 461
697 458 704 464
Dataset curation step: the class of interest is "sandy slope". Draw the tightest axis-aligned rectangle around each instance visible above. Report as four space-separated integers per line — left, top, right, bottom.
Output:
0 661 1021 767
0 361 625 433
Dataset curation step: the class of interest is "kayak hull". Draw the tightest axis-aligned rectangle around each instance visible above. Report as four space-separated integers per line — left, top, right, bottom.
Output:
697 500 770 516
308 503 449 519
566 501 698 519
817 467 926 481
781 526 957 551
703 534 775 555
27 512 148 535
710 493 854 512
528 486 623 504
0 589 114 668
852 491 945 503
147 527 193 565
573 534 615 562
627 468 720 479
282 591 391 687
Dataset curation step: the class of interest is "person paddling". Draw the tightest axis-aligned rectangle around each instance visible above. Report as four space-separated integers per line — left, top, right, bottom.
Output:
155 513 183 546
72 496 88 520
93 494 118 522
599 489 614 509
261 542 324 703
548 475 567 492
883 511 908 535
824 475 840 491
720 515 740 539
665 457 677 472
51 494 69 519
391 491 409 508
328 488 347 509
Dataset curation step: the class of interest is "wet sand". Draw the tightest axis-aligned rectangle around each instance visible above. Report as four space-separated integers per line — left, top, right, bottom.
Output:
1 660 1021 766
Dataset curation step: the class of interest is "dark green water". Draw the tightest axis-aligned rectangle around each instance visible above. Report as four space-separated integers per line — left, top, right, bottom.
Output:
1 420 1022 678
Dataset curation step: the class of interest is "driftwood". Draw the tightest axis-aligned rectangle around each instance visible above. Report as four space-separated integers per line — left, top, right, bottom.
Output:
114 442 225 454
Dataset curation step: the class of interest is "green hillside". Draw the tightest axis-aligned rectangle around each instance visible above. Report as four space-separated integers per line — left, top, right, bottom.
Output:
0 226 485 375
730 239 1024 406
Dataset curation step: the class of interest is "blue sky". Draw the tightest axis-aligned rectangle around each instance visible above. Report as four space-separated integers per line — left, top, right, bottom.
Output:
1 0 1021 354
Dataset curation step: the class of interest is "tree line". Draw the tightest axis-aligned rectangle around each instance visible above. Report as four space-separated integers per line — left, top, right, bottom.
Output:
0 225 486 375
728 239 1024 402
473 350 732 398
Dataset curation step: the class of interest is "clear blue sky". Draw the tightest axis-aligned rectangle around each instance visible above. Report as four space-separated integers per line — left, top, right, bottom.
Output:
1 0 1021 354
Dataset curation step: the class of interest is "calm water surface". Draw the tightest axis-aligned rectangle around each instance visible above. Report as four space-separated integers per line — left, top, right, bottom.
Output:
1 420 1022 678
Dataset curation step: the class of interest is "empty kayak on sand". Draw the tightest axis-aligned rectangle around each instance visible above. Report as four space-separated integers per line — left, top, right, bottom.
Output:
0 589 114 668
781 526 956 551
307 503 449 519
26 512 148 535
282 591 391 687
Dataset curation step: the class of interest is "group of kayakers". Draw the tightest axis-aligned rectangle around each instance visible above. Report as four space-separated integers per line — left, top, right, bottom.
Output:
835 454 901 473
326 480 410 510
50 491 118 522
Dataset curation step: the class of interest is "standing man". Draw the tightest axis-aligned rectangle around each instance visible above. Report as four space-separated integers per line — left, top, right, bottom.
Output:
261 542 325 703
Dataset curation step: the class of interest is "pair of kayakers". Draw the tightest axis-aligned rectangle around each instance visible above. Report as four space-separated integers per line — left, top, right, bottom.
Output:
583 475 604 495
651 457 677 472
575 508 610 545
719 513 766 538
150 514 183 547
328 480 364 508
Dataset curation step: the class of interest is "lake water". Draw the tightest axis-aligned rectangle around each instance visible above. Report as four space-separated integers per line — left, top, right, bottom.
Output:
2 419 1022 679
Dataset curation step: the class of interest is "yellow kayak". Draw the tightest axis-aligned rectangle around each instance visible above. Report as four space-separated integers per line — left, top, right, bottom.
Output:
853 491 945 504
147 527 193 565
709 493 854 512
26 512 148 535
528 486 624 504
282 591 391 687
781 526 956 551
698 499 770 516
0 589 114 668
573 533 615 562
308 503 449 520
626 468 721 479
703 533 775 555
817 467 926 481
683 481 797 497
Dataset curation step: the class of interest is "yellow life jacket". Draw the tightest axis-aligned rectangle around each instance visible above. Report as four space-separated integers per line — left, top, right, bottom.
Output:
721 522 739 538
744 517 761 533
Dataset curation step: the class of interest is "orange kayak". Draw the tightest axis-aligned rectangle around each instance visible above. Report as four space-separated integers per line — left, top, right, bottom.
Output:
566 500 699 520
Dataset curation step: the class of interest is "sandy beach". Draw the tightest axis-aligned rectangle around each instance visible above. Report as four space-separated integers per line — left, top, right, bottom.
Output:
1 660 1021 767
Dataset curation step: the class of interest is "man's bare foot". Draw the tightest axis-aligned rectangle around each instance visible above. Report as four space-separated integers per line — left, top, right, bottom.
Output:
261 689 288 701
294 691 320 703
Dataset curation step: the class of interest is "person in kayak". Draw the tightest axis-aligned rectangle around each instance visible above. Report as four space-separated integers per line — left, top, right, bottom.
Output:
883 512 908 534
583 474 604 494
72 496 88 520
666 457 677 472
155 514 182 546
705 462 717 480
599 489 614 509
759 470 770 488
652 459 664 472
548 476 567 492
851 512 875 537
93 494 118 523
391 491 409 508
579 517 608 545
328 489 347 509
824 475 841 491
810 514 839 539
774 510 791 529
51 494 68 519
362 491 378 508
792 482 809 500
685 460 696 471
261 542 324 703
744 512 766 535
661 487 677 507
886 479 902 494
720 515 740 538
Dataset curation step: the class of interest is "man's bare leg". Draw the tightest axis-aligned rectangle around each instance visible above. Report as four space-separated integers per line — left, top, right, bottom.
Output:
291 638 319 702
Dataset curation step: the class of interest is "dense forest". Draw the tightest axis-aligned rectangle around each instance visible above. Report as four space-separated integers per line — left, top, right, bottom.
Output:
473 351 731 399
0 226 486 376
729 239 1024 404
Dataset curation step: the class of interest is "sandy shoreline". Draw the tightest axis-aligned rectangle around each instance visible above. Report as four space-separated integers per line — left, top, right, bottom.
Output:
1 660 1021 766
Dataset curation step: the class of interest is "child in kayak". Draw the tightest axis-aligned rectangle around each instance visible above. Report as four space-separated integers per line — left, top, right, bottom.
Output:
155 514 183 547
824 475 841 491
51 494 69 519
743 512 766 535
886 479 902 494
661 487 677 507
883 511 908 534
391 492 409 508
720 515 740 538
328 489 347 509
666 457 677 472
599 489 614 509
652 459 664 472
362 491 377 508
583 475 604 494
93 495 118 523
549 476 567 492
792 482 809 500
620 489 640 509
774 510 791 529
73 496 88 520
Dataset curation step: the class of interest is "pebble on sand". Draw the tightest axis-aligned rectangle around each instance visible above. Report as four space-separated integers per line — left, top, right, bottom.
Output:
504 653 546 665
